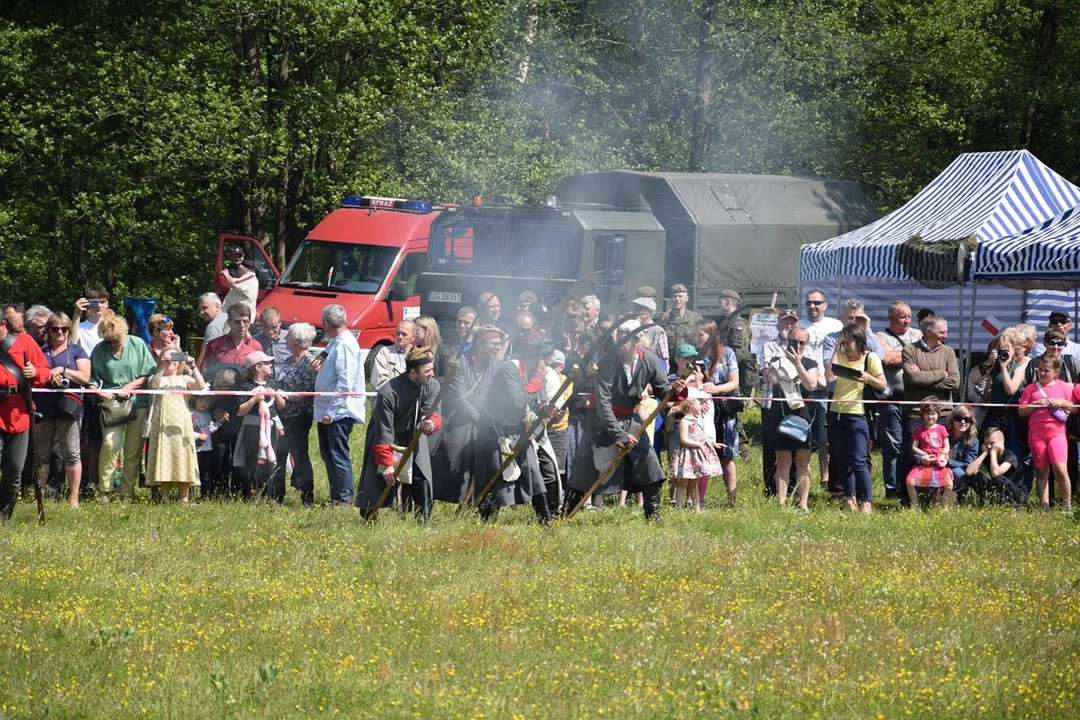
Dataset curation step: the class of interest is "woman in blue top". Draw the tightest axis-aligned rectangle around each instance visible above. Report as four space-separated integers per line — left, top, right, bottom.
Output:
947 404 982 505
696 319 740 506
37 312 91 507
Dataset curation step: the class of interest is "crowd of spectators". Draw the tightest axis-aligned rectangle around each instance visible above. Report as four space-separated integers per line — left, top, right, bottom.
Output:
1 276 1075 522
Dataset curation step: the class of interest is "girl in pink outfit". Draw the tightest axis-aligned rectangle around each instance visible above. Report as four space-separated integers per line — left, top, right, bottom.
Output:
905 403 953 507
669 397 723 511
1021 355 1074 511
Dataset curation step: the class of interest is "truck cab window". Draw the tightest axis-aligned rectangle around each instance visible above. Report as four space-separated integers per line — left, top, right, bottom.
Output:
428 212 505 274
504 216 580 278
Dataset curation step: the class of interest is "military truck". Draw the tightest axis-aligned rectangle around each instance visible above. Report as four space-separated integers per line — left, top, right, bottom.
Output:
417 172 878 330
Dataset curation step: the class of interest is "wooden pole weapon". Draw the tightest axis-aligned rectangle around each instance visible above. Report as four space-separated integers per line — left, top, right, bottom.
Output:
365 362 458 521
564 367 692 521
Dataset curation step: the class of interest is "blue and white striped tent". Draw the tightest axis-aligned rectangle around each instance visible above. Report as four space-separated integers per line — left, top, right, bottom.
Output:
798 150 1080 353
975 206 1080 289
801 150 1080 281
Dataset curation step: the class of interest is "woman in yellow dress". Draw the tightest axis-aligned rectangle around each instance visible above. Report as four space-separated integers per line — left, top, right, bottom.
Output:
146 350 206 502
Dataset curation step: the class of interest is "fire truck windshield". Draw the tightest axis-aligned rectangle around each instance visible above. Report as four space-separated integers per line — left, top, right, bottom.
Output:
277 240 399 293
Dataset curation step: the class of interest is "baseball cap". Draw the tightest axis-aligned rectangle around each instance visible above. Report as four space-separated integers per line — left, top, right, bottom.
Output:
1049 311 1071 323
674 343 698 358
550 350 566 366
243 351 273 369
778 309 798 322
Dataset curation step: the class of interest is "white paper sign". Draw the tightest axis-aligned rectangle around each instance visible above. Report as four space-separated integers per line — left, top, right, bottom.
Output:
750 312 779 363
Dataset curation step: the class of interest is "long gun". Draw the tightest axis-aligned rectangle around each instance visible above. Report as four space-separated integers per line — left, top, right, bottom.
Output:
565 366 692 521
467 314 647 511
365 362 458 521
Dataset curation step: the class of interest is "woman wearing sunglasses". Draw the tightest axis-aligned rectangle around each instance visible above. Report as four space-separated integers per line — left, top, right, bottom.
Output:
36 312 91 507
146 313 182 361
946 405 981 505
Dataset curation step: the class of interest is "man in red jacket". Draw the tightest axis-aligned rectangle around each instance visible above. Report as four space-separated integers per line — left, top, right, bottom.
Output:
0 303 51 521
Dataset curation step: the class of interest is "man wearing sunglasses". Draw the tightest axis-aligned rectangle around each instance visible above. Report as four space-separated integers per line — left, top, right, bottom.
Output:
1032 312 1080 361
799 289 843 489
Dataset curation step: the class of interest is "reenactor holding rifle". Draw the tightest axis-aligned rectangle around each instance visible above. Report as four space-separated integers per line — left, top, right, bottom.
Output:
565 321 684 522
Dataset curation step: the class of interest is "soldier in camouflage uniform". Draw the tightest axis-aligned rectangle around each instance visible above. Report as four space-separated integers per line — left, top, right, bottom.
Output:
718 289 758 400
660 283 703 362
718 289 757 452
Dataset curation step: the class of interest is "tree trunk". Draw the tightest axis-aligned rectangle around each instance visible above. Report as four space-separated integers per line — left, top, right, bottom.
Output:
517 5 539 83
688 0 719 173
1021 0 1063 155
629 0 651 167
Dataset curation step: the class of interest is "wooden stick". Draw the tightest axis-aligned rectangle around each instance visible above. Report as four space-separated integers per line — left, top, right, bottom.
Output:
465 312 640 512
467 366 579 511
365 362 458 521
565 369 691 521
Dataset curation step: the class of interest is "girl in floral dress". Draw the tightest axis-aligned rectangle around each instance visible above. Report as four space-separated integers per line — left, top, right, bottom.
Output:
669 397 723 511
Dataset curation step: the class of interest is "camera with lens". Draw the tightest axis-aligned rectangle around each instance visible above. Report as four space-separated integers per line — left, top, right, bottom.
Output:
169 351 190 363
57 377 71 389
996 348 1010 362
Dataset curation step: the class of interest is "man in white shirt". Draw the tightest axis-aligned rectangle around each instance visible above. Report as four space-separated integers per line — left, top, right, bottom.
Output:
799 288 843 489
73 285 111 355
314 304 367 505
370 320 415 391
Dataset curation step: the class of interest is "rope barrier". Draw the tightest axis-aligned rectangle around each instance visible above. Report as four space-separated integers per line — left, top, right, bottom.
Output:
23 385 1046 410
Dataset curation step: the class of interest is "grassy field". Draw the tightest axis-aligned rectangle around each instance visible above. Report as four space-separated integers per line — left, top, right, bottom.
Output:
2 422 1079 718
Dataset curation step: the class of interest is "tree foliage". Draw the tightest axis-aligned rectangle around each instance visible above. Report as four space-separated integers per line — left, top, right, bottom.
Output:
2 0 1078 321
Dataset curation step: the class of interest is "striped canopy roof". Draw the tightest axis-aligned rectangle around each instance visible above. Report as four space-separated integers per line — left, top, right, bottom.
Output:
975 205 1080 288
800 150 1080 281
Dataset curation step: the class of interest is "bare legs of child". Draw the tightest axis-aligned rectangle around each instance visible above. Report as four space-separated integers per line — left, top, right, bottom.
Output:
1036 462 1072 510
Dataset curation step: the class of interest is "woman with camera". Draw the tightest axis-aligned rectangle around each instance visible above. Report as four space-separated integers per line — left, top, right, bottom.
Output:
979 326 1031 475
36 311 91 507
145 350 205 502
763 325 818 511
146 313 182 360
220 245 259 315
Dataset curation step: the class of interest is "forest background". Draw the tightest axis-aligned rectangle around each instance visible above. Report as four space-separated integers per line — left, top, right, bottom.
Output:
1 0 1075 325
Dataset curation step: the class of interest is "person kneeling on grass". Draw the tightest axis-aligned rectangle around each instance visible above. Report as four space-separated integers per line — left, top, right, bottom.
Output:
1019 355 1074 512
905 402 953 508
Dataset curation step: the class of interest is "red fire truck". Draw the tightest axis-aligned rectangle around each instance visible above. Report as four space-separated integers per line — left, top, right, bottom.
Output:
214 195 442 373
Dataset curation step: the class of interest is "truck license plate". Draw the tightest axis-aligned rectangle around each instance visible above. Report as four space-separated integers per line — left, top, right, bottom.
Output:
427 291 462 303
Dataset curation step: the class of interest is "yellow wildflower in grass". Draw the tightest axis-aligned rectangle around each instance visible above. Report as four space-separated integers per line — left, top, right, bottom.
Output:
0 427 1078 717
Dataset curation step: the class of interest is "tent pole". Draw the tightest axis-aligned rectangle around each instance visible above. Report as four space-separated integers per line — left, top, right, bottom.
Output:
961 281 979 401
957 281 965 398
1067 289 1075 343
958 280 965 359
